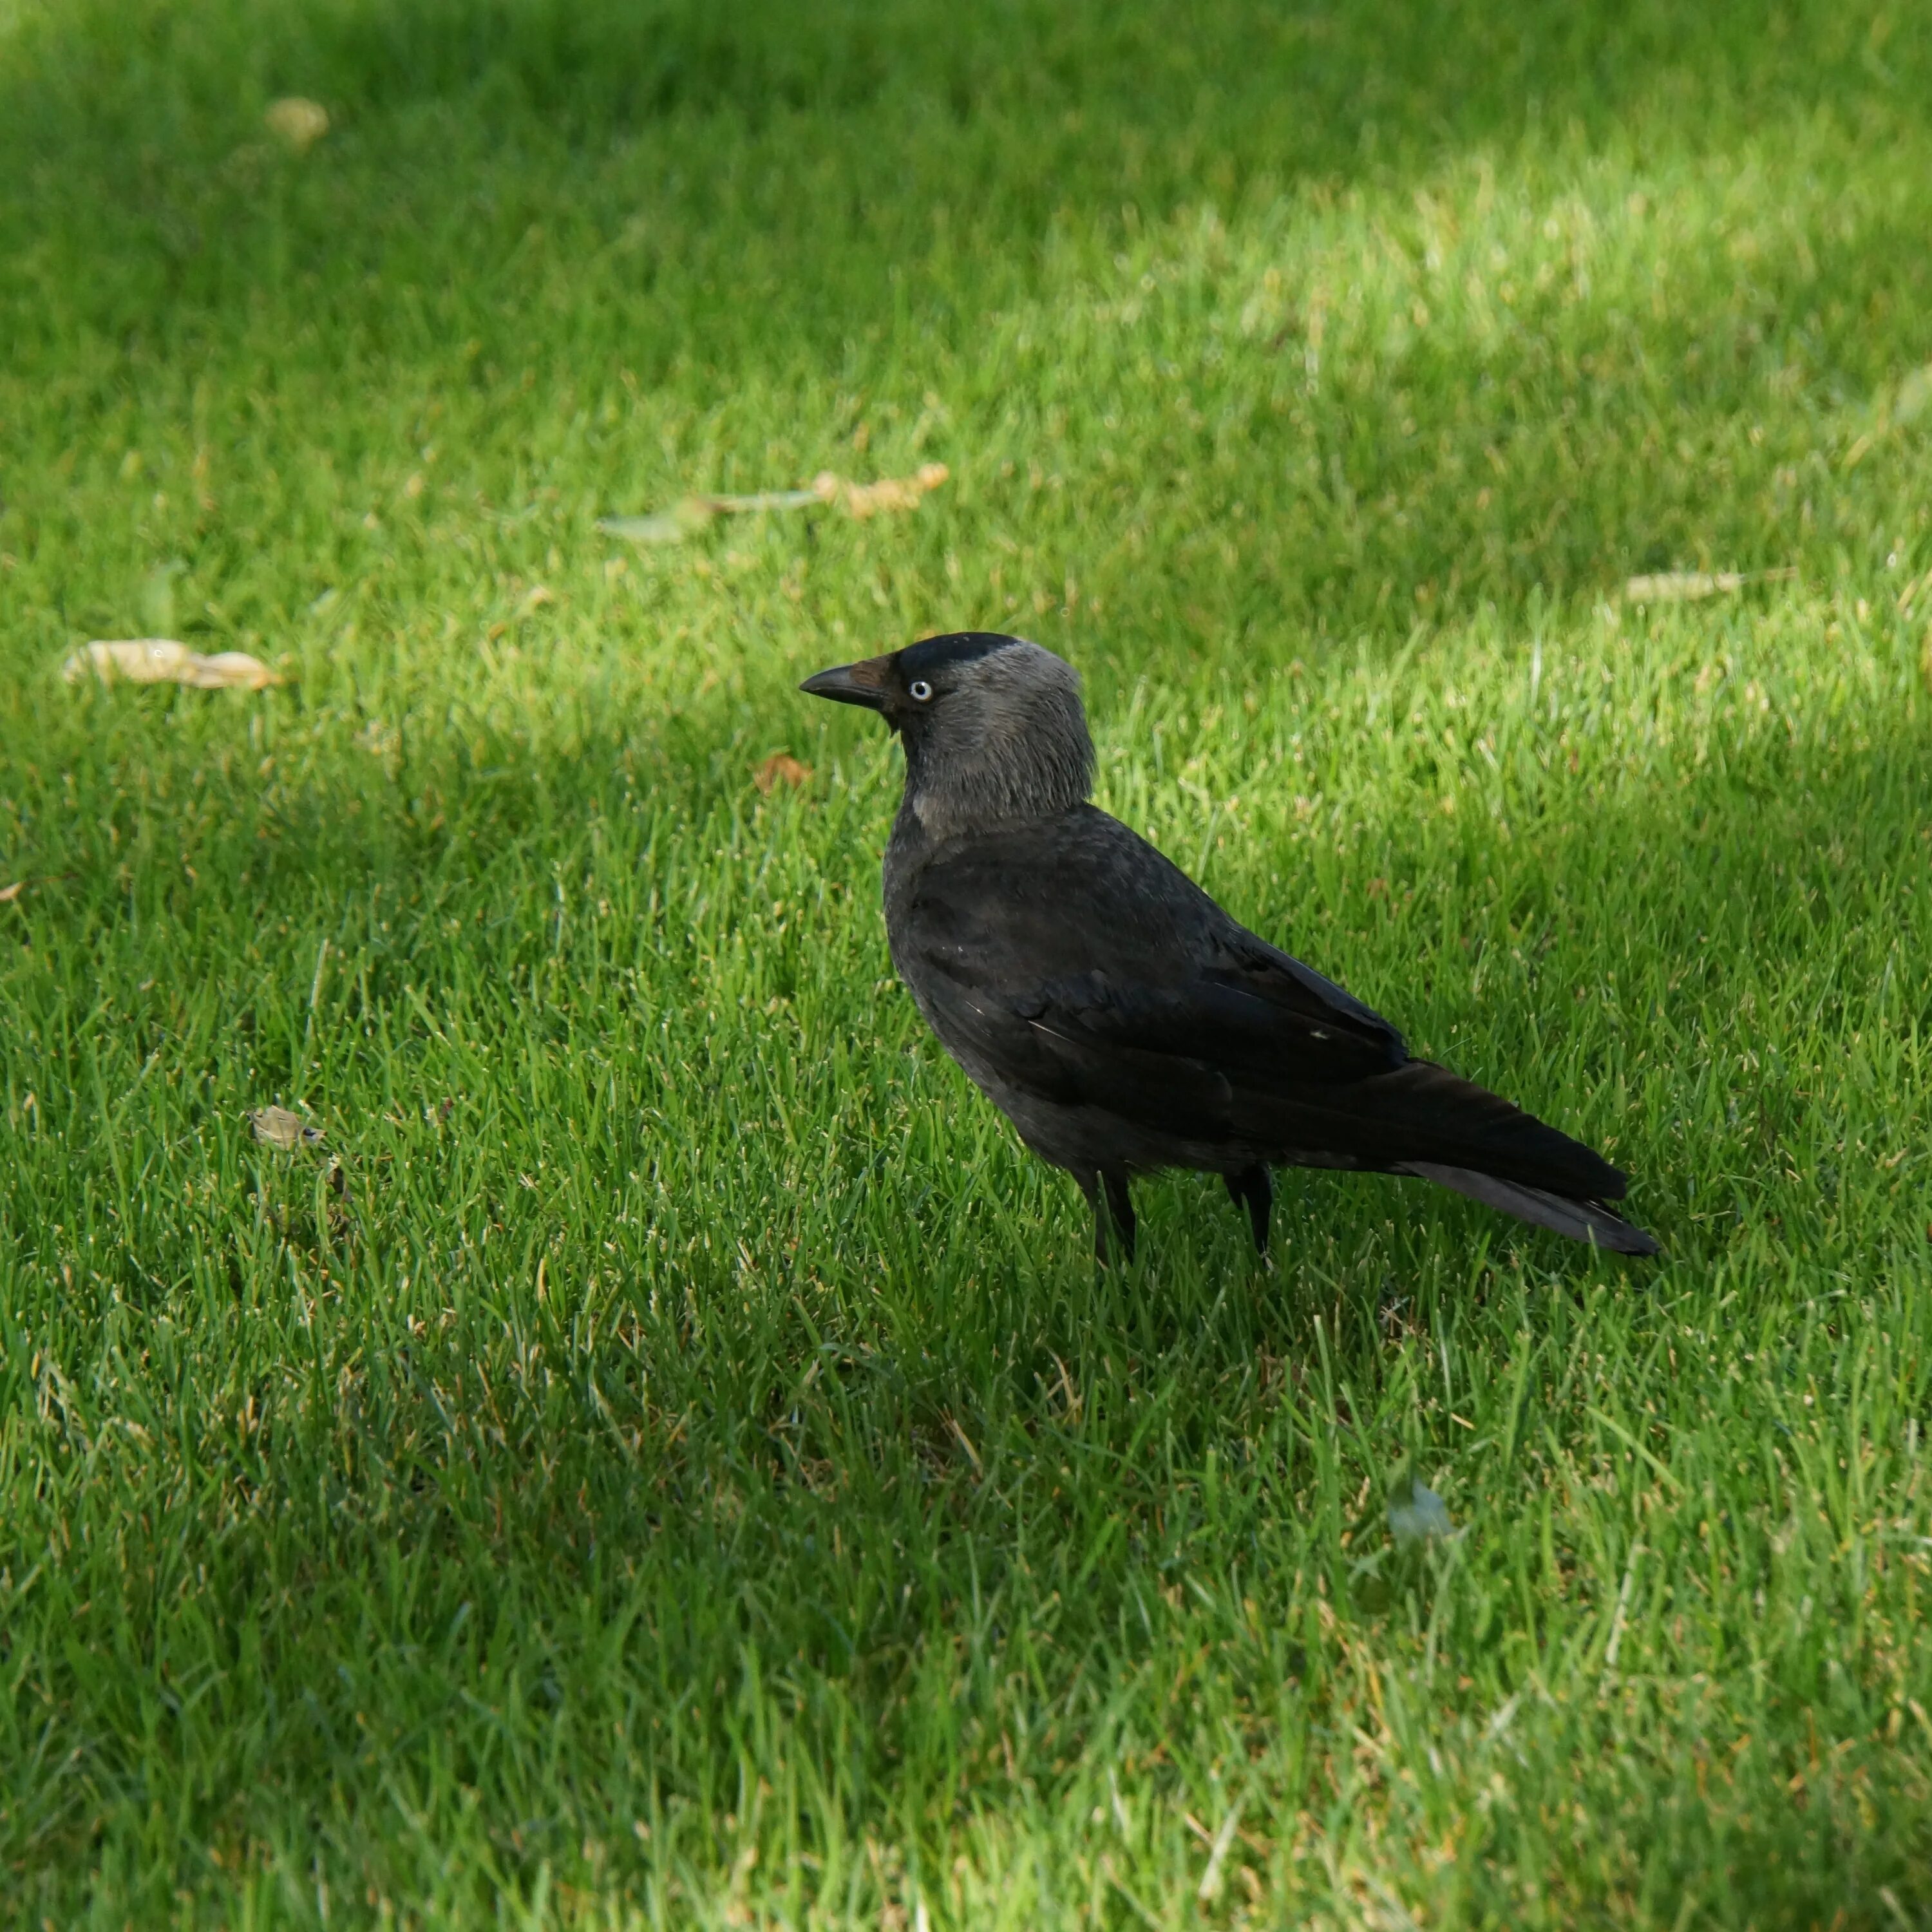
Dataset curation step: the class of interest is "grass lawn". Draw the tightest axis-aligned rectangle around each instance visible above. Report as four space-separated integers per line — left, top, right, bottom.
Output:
5 0 1932 1921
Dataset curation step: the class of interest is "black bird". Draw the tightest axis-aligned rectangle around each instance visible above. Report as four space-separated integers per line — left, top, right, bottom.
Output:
802 632 1658 1265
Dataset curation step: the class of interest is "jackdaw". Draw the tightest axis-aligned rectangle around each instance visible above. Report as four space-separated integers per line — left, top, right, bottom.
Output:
801 632 1658 1264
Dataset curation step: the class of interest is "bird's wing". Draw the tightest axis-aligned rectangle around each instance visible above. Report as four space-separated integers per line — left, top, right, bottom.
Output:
896 811 1405 1136
900 814 1633 1202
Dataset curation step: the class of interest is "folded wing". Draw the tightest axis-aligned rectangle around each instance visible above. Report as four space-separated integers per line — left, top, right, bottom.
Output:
901 809 1645 1226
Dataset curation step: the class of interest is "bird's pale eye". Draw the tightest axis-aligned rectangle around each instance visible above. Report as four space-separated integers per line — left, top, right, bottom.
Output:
908 679 934 702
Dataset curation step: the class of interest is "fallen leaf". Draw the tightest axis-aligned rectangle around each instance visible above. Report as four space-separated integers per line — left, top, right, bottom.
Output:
712 488 826 513
753 753 813 794
598 468 947 543
189 651 280 688
1624 567 1795 603
598 489 822 545
597 506 702 544
0 882 21 904
1387 1472 1457 1548
250 1105 323 1151
822 462 951 519
64 639 281 690
265 97 329 152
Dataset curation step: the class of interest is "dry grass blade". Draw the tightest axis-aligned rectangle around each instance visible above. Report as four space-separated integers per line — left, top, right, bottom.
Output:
0 882 22 904
63 640 281 690
1195 1797 1245 1904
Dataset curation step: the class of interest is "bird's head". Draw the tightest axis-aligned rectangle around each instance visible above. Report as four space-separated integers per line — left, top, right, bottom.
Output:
800 632 1094 833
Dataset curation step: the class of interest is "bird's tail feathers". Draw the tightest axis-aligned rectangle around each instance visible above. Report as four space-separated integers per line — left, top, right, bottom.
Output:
1300 1058 1631 1200
1399 1161 1660 1256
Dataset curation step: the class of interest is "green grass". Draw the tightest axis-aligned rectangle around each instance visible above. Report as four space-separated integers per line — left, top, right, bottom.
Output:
3 0 1932 1922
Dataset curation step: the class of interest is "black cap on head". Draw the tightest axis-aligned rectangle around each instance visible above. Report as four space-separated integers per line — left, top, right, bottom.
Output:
896 632 1023 679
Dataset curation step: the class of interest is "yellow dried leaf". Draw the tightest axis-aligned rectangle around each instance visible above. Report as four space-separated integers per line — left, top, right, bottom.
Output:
0 882 22 904
265 97 329 153
64 640 281 690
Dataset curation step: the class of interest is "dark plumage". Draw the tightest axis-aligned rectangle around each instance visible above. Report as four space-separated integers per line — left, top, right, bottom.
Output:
801 632 1659 1264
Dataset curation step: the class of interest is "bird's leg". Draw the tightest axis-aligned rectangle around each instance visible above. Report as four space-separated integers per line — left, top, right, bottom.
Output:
1223 1164 1273 1255
1079 1169 1137 1265
1078 1171 1112 1267
1103 1168 1137 1264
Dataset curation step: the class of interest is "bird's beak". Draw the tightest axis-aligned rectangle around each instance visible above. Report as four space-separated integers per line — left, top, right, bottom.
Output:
799 656 891 710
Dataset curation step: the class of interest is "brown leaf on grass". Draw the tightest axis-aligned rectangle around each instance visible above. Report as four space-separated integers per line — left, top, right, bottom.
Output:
0 882 22 904
265 98 329 153
819 462 951 519
250 1105 324 1151
64 640 281 690
753 753 813 794
1624 567 1796 603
